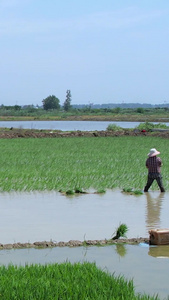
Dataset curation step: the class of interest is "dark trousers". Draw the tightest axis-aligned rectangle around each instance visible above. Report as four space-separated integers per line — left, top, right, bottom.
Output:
144 173 165 192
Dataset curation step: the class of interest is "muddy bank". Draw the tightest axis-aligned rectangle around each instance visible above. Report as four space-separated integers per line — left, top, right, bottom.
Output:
0 128 169 139
0 238 149 250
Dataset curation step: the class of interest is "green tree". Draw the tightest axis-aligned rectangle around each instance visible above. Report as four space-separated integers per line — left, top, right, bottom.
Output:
136 107 144 114
42 95 60 110
113 107 121 114
13 105 21 111
63 90 72 111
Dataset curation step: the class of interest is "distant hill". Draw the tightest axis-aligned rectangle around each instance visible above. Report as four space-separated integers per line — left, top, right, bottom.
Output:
72 103 169 109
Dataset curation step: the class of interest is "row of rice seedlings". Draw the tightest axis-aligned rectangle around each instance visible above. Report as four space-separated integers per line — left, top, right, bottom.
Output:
0 136 168 191
0 262 158 300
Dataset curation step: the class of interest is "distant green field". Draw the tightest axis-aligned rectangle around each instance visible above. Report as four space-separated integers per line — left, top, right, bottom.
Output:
0 136 168 192
0 107 169 123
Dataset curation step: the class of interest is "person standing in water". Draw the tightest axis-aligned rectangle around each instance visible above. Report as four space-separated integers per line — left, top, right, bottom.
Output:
144 148 165 192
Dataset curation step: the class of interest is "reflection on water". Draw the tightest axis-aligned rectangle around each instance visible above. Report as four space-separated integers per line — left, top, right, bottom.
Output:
115 244 128 257
145 192 164 231
148 245 169 258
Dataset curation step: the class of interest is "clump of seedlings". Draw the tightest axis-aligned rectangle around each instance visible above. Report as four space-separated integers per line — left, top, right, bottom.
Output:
65 190 75 195
122 188 143 195
133 190 143 195
112 223 128 240
65 188 87 195
74 188 87 194
95 189 106 194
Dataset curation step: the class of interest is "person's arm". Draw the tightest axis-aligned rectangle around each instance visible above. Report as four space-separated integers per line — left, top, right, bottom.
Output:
158 157 162 167
146 159 149 168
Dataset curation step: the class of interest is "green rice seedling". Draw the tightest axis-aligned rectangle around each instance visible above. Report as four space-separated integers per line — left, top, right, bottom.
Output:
112 223 129 240
96 189 106 193
122 188 143 195
123 187 133 193
133 189 143 195
74 187 87 194
0 136 168 191
65 189 75 195
0 262 158 300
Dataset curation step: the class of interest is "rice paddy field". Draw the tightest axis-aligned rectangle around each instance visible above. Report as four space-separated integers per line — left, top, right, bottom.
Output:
0 135 168 192
0 135 168 299
0 262 158 300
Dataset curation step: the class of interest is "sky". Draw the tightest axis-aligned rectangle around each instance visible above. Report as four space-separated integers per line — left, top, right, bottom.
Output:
0 0 169 106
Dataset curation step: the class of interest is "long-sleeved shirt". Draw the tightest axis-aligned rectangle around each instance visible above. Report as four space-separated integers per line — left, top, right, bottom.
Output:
146 156 162 173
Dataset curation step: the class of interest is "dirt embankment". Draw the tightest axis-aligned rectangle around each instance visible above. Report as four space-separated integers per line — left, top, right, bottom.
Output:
1 128 169 139
0 238 149 250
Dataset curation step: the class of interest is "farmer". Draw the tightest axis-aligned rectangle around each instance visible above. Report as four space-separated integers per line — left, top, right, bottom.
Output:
144 148 165 192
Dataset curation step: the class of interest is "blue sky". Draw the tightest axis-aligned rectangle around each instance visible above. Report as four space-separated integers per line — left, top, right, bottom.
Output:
0 0 169 106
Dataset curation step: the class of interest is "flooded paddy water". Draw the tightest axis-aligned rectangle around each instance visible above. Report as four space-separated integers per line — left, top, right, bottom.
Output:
0 189 169 299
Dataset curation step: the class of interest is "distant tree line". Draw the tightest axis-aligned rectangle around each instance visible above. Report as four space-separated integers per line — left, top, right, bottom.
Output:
0 90 72 112
73 103 169 109
1 88 169 115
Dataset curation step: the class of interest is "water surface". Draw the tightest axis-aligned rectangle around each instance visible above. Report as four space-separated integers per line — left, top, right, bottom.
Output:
0 120 168 131
0 120 143 131
1 189 169 299
0 190 166 244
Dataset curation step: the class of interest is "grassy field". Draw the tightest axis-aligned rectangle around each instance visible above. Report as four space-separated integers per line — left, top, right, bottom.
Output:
0 107 169 123
0 136 168 192
0 113 168 122
0 262 158 300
